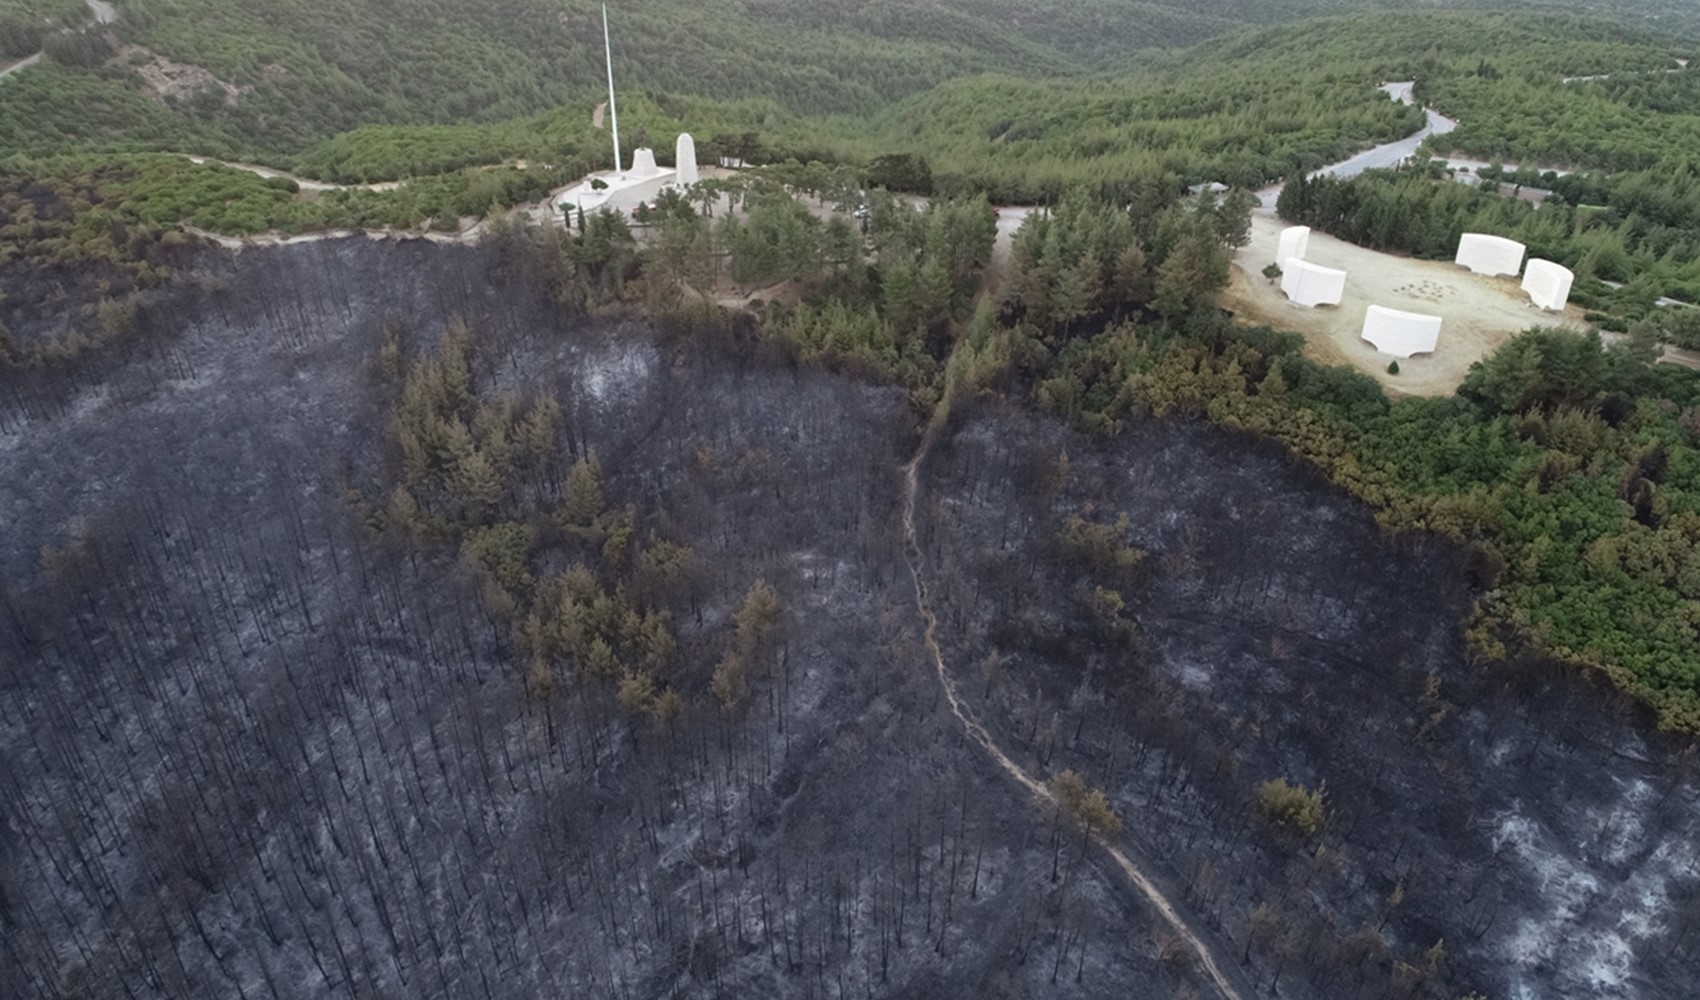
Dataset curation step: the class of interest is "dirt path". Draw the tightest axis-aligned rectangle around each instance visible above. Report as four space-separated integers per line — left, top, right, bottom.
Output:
898 376 1250 1000
1562 59 1687 84
183 217 490 249
0 52 41 80
990 205 1034 266
183 155 403 192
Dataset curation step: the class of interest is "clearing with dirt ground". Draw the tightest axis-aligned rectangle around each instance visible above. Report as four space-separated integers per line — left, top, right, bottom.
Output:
1223 211 1589 396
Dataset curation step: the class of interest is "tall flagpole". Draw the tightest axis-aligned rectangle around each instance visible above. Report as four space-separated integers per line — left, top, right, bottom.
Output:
602 5 622 176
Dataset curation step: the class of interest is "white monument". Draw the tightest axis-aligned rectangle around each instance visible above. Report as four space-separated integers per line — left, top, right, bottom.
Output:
1277 226 1310 266
629 146 663 179
1361 305 1442 357
1521 259 1574 311
676 132 698 186
1279 258 1346 307
554 7 697 218
1454 233 1526 277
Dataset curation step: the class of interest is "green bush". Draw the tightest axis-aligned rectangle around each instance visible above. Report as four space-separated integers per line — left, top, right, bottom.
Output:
1257 777 1326 837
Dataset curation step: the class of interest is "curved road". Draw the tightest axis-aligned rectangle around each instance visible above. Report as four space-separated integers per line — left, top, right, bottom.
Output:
1313 81 1457 179
1255 81 1457 209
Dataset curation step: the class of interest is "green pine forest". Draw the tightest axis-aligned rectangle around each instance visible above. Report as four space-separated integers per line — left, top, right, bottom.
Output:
8 1 1700 727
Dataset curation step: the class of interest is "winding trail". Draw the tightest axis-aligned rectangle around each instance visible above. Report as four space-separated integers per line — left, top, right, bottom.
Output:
898 385 1251 1000
183 155 404 192
0 53 41 80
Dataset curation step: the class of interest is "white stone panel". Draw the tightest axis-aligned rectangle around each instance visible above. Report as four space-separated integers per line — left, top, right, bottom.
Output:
1521 258 1574 311
1276 226 1310 265
1361 305 1442 357
1455 233 1526 277
675 133 699 186
1279 258 1346 307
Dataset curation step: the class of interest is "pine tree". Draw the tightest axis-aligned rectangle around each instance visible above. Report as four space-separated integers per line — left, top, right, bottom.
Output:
1112 244 1152 308
561 452 605 530
1049 254 1102 332
1154 233 1212 319
451 442 503 521
1217 187 1256 248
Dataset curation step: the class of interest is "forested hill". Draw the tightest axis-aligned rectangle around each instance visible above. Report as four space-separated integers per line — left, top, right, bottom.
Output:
3 0 1083 156
853 9 1687 199
938 0 1700 65
6 0 1699 167
2 3 1697 261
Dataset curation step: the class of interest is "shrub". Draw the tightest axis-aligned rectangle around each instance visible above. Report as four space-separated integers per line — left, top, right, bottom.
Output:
1256 777 1325 836
1387 360 1399 374
1055 512 1147 587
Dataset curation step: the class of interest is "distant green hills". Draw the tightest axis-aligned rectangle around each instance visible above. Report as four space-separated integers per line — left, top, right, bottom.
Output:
4 0 1698 168
0 3 1695 244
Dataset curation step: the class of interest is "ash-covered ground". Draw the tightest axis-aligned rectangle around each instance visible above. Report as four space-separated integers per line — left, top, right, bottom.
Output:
917 410 1700 999
1 239 1209 1000
1 237 1695 1000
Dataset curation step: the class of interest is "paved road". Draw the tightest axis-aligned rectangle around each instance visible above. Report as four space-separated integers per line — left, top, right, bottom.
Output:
1599 278 1692 309
1313 106 1458 179
1312 82 1457 181
1255 81 1458 210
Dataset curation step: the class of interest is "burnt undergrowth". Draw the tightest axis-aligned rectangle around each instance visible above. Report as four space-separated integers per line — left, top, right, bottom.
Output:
1 237 1696 1000
1 238 1209 1000
917 401 1700 999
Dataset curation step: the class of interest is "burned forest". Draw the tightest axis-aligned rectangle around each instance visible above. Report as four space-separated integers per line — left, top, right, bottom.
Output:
4 236 1699 1000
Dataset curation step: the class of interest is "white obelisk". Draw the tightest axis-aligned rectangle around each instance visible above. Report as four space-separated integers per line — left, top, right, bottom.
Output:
603 4 622 178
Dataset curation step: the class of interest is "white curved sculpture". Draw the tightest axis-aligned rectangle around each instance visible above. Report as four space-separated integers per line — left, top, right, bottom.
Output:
1521 258 1574 311
1279 258 1346 307
629 146 663 179
675 132 699 186
1277 226 1310 266
1455 233 1525 277
1362 305 1442 358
